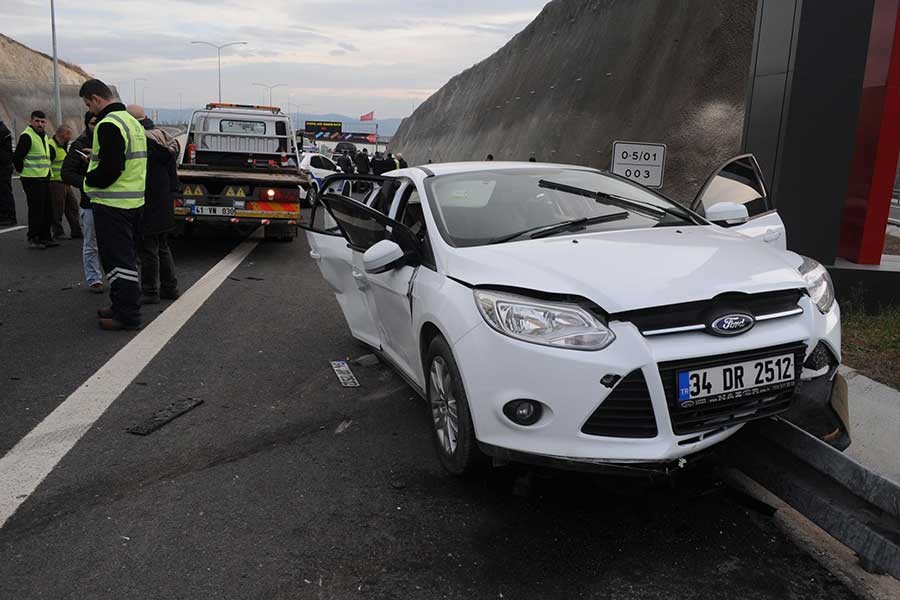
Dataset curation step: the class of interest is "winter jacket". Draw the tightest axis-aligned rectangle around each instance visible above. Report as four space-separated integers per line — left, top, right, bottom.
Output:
355 153 371 175
141 136 179 235
337 154 355 174
0 120 12 173
61 130 94 208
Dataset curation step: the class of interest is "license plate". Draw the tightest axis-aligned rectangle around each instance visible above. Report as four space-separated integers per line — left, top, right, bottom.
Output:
676 353 795 408
192 205 235 216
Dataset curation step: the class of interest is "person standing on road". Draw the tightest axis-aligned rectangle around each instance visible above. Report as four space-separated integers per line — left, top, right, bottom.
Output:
387 153 400 171
355 148 371 175
338 150 355 175
13 111 57 248
126 104 180 305
397 153 408 169
0 118 17 226
79 79 147 331
62 111 104 293
47 125 83 240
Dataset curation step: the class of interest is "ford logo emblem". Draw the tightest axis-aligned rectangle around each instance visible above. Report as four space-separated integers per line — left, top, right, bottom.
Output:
709 313 755 336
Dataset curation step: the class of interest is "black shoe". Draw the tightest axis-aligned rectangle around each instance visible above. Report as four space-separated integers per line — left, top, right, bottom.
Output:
28 240 47 249
42 239 60 247
140 295 161 305
99 318 141 331
160 289 180 300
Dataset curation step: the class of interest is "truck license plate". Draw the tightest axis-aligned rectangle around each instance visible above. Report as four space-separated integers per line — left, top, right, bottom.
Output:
192 206 235 216
676 353 795 408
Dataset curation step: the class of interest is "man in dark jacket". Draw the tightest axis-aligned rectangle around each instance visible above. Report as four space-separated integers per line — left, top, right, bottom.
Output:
337 150 355 175
61 112 103 292
0 119 16 225
127 105 180 305
355 149 371 175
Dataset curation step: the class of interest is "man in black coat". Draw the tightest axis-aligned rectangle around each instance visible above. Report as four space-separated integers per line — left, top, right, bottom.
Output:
337 150 355 175
355 149 371 175
127 105 180 305
0 119 16 225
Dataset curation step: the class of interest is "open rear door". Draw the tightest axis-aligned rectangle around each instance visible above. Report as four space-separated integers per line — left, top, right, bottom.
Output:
692 155 787 249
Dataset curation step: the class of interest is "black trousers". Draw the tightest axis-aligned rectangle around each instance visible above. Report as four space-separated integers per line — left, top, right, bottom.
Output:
0 168 15 221
21 177 51 241
139 232 178 296
93 203 142 326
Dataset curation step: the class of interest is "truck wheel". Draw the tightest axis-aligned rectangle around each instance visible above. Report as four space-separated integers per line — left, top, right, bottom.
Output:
308 186 319 207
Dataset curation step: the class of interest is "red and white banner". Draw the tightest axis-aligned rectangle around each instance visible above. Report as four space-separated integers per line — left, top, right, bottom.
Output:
360 111 375 121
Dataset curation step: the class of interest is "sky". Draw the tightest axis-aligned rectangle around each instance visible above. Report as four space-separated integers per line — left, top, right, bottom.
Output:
3 0 549 118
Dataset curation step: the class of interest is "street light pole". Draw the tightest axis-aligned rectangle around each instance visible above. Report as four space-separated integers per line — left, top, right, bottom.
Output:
252 83 287 106
191 41 248 102
50 0 62 126
133 78 147 105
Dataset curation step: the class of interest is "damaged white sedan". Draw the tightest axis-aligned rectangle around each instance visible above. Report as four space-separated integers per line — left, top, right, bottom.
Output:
303 157 848 475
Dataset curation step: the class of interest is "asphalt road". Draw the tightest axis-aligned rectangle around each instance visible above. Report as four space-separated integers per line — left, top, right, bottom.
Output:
0 180 855 599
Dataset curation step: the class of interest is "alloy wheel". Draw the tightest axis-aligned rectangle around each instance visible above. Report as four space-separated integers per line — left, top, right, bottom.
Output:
429 356 459 455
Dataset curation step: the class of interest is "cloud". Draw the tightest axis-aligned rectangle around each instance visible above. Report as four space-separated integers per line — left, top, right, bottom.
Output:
2 0 549 117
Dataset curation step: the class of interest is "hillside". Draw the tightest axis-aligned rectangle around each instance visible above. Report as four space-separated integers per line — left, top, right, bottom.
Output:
0 34 93 133
390 0 757 202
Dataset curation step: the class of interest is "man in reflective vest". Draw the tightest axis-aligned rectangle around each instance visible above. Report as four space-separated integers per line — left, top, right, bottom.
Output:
12 110 56 248
80 79 148 331
47 124 83 239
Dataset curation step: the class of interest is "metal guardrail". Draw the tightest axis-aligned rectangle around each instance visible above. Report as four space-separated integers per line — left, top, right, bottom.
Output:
728 417 900 578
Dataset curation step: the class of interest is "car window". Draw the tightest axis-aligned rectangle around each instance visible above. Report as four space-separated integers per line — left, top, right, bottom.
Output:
323 195 419 254
322 157 338 171
694 156 770 218
423 168 691 248
310 156 323 169
220 120 265 134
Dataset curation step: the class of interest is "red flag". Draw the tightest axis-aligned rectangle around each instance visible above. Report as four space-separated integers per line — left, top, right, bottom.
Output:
360 111 374 121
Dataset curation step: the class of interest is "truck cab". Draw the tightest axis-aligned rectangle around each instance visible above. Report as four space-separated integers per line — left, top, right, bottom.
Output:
176 103 308 241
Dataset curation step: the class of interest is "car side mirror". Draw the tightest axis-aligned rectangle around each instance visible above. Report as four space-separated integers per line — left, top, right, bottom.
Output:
705 202 750 227
364 239 406 274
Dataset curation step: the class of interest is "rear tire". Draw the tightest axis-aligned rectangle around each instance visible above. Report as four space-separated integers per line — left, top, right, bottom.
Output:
425 335 484 476
308 186 319 207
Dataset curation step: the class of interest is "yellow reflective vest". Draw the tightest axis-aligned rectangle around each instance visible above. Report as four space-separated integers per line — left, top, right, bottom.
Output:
83 110 147 209
20 127 50 179
48 137 67 182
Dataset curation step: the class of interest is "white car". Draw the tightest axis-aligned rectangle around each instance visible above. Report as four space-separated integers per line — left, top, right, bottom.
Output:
299 152 341 205
303 158 847 475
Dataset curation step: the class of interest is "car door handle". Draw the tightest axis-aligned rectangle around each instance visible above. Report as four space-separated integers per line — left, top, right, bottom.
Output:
309 250 321 260
763 229 782 243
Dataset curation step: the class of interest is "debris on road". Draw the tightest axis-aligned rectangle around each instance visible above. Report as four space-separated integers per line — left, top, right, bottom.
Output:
126 398 204 436
335 419 353 434
330 360 360 387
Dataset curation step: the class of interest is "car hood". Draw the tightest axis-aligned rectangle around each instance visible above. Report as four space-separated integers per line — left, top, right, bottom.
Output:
442 226 806 313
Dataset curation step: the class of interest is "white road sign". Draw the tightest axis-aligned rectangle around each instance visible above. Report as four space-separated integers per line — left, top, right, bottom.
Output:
611 141 666 188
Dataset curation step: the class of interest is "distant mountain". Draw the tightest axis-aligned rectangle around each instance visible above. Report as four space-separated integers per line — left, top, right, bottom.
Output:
150 107 404 136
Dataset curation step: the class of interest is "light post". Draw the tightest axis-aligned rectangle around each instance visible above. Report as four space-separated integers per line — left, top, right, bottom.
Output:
133 78 148 105
191 41 247 102
50 0 62 126
252 83 287 106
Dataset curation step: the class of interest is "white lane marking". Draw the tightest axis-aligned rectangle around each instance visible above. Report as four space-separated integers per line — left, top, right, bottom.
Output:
0 226 26 235
0 233 260 528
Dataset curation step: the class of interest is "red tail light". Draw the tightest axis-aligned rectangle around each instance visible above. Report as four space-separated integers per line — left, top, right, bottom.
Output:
257 187 300 202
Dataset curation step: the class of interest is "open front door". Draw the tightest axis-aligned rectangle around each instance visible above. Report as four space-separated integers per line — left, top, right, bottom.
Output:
300 198 382 348
692 154 787 250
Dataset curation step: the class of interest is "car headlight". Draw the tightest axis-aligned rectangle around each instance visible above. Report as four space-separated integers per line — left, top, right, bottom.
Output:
474 290 615 351
798 257 835 314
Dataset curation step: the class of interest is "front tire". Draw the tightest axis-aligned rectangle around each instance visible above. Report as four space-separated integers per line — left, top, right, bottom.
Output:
307 185 319 207
425 336 484 476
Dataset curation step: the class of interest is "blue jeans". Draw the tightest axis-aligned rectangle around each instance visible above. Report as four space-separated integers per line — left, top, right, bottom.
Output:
80 207 103 285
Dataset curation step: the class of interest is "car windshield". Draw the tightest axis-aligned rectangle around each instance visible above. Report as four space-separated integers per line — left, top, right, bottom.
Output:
423 168 698 248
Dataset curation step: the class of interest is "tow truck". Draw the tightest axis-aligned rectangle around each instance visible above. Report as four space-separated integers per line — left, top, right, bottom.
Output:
175 103 308 241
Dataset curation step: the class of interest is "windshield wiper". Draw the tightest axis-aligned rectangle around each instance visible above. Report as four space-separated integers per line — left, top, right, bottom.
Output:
487 212 629 245
538 179 695 223
529 212 629 239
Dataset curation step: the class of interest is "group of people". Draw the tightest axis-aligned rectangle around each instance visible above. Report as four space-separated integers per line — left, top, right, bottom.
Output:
335 148 408 176
3 78 180 331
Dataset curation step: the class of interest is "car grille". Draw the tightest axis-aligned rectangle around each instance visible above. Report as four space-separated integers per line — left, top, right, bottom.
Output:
581 370 658 438
610 289 805 336
658 342 807 435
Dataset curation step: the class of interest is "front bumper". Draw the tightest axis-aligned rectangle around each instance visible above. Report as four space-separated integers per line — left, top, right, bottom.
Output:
452 296 843 464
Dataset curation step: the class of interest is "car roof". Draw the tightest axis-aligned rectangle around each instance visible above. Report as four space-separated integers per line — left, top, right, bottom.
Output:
415 161 599 177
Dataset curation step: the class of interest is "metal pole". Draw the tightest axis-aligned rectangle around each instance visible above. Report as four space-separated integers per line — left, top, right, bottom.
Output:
217 48 222 102
50 0 62 126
